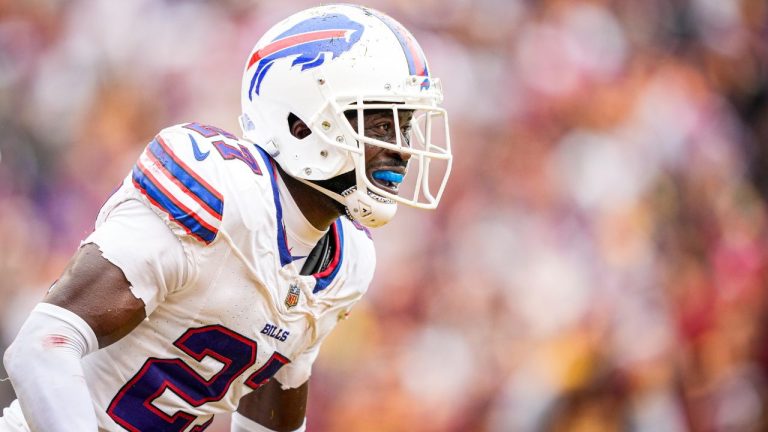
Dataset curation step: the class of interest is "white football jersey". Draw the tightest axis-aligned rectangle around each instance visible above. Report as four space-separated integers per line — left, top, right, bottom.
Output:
77 122 376 431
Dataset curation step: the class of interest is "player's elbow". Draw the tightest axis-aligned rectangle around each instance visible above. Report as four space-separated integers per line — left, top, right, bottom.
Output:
4 326 71 381
3 337 24 380
4 305 98 382
3 332 43 381
3 317 67 380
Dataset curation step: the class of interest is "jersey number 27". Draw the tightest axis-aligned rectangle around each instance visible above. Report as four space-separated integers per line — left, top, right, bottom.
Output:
107 325 288 431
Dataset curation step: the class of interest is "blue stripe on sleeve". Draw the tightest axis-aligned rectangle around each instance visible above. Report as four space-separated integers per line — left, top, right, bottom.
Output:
148 139 223 218
132 165 217 244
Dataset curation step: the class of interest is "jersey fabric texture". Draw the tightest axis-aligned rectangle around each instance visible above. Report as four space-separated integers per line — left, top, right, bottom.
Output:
9 123 376 431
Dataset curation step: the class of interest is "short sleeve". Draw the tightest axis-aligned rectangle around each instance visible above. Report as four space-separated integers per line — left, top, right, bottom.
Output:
83 198 189 315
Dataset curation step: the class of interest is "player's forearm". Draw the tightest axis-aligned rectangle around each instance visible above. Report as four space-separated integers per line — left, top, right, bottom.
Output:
236 379 309 431
3 303 99 431
232 412 306 432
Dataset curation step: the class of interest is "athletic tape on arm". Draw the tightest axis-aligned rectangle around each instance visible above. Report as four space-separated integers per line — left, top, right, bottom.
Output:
3 303 99 431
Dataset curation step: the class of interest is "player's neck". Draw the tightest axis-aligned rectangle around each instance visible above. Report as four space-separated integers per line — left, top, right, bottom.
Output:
275 165 343 231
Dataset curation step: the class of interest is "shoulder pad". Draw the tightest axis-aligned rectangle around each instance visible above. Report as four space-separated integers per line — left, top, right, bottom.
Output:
130 122 249 245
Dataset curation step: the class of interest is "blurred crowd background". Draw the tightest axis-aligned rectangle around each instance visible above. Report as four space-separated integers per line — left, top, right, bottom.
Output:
1 0 768 431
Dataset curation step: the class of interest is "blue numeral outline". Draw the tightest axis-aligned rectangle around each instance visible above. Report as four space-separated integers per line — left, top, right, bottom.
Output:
183 122 262 176
107 325 289 432
212 141 263 175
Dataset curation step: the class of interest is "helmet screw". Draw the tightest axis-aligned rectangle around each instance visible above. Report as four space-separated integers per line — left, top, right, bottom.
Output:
320 150 328 157
384 83 392 90
304 168 312 175
336 136 344 143
321 121 331 130
317 78 326 85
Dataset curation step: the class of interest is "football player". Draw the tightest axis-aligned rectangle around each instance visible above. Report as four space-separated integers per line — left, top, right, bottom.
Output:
0 4 451 432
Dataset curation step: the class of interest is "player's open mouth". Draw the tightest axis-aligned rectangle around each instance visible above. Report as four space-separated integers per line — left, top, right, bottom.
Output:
371 169 404 195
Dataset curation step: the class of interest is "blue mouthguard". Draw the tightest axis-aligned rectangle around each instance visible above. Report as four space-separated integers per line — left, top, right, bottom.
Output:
372 170 404 184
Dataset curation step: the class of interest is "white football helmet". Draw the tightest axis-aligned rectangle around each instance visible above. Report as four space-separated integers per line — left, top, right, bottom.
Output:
239 4 452 227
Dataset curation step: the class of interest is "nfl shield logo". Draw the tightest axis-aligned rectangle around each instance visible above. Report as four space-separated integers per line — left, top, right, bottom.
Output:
285 283 300 308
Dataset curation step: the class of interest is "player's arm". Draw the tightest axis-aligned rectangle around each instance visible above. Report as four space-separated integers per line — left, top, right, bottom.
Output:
2 244 146 431
3 191 187 431
233 379 308 432
45 244 147 345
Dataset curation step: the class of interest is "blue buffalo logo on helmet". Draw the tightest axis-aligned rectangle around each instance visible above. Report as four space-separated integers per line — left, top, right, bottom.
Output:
246 14 365 99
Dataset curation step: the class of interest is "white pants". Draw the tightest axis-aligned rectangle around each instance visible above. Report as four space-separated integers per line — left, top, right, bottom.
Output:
0 400 29 432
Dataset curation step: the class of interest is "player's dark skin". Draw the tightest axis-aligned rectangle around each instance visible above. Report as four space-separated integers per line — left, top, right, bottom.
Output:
43 109 412 431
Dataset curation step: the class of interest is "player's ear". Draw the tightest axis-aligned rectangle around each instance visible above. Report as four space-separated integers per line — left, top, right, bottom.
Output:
288 113 311 140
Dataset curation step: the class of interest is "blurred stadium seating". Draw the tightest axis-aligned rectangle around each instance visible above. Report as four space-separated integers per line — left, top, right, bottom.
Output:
1 1 767 430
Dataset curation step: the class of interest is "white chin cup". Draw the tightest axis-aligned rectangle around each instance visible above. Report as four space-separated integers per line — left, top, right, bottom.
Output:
294 177 398 228
342 187 398 228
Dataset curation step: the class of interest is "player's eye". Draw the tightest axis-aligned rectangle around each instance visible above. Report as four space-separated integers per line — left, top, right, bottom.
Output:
367 120 393 137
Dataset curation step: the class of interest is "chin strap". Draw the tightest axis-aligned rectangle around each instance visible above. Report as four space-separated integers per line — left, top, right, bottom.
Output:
294 177 397 228
294 176 347 204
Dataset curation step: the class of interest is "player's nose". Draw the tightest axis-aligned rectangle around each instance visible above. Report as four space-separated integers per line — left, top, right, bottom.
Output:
385 146 411 164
